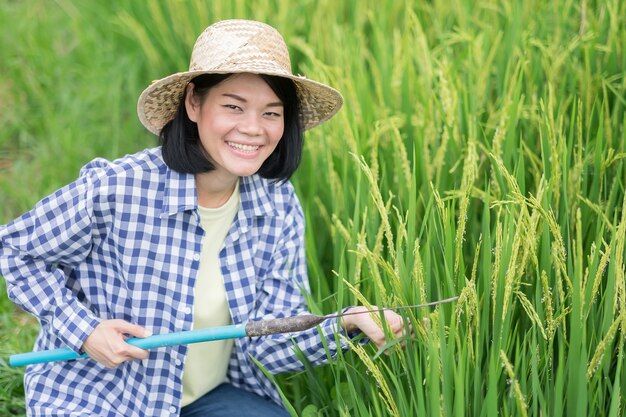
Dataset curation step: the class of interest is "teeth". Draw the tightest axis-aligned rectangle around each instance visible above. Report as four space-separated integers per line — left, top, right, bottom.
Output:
228 142 260 153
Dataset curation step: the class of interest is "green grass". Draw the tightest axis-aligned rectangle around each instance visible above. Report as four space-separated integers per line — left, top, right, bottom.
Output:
1 0 625 416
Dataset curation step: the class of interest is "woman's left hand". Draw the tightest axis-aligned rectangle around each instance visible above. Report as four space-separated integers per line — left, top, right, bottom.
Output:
339 306 410 352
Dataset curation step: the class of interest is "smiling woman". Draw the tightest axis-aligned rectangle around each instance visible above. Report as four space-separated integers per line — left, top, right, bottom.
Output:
0 18 406 417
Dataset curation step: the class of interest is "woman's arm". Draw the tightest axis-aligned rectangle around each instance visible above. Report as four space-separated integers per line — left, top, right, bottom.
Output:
0 164 149 361
0 171 103 353
243 189 406 374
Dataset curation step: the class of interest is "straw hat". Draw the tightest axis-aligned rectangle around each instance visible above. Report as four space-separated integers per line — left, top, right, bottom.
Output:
137 19 343 135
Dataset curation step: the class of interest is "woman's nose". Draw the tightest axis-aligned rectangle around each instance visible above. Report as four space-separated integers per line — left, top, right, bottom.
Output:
237 113 263 136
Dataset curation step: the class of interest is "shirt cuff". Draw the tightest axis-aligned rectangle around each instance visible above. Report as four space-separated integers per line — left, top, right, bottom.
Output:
319 314 370 356
52 296 101 354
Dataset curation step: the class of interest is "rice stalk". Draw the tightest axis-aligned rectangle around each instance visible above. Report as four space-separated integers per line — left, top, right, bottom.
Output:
521 140 543 186
412 239 428 306
372 209 388 262
521 190 543 272
501 224 523 323
341 277 377 318
575 208 585 321
406 7 433 84
525 193 571 294
388 116 412 187
454 237 481 362
488 164 535 324
353 154 396 262
369 120 383 182
587 243 611 315
540 85 564 209
487 59 522 199
490 96 511 168
516 290 547 340
566 99 584 215
328 152 346 215
613 194 626 330
432 127 452 189
491 217 503 324
500 350 529 417
541 270 556 343
332 214 352 245
357 244 402 305
349 244 388 305
586 310 625 381
430 182 448 225
351 213 370 289
601 149 626 172
313 197 332 238
489 151 524 201
454 129 478 275
391 206 408 259
436 60 456 129
578 195 614 233
432 62 456 187
342 336 400 417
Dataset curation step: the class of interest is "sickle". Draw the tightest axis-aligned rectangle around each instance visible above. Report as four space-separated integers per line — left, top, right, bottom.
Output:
9 296 458 367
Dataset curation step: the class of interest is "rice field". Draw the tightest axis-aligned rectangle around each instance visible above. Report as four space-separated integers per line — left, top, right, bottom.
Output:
1 0 625 416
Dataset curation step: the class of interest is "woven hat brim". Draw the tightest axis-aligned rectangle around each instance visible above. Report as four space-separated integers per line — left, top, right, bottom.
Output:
137 70 343 136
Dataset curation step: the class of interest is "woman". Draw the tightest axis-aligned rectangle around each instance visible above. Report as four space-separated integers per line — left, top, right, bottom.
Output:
0 20 405 416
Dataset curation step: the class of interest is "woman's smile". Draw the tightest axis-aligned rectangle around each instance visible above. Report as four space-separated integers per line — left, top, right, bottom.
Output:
226 141 262 155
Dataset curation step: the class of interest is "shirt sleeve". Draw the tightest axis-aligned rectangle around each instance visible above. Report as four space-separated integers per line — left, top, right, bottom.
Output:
244 190 354 375
0 167 103 353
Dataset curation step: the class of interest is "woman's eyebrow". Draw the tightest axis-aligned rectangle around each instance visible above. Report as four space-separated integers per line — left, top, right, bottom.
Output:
222 93 283 107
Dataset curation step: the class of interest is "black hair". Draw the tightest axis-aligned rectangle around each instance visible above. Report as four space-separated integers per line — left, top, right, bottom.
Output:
159 73 303 180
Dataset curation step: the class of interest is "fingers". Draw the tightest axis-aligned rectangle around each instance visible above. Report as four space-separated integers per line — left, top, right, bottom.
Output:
114 319 153 339
343 307 418 354
81 319 151 368
369 311 408 350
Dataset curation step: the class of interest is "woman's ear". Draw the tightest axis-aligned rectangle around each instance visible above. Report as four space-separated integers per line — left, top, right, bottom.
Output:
184 82 200 122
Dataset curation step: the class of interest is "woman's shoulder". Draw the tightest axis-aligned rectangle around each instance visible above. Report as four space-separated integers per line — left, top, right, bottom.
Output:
78 147 165 184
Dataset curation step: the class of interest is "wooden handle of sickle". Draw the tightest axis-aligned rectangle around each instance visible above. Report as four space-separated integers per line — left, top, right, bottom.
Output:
245 314 327 336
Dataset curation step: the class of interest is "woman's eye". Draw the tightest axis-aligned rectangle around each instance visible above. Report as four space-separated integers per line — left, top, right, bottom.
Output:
224 104 242 111
265 111 282 118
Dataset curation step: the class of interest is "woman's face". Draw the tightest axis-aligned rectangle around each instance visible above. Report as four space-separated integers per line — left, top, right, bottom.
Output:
185 73 285 180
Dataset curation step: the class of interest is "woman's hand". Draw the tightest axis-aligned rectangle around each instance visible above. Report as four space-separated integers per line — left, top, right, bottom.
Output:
81 319 152 368
339 306 409 352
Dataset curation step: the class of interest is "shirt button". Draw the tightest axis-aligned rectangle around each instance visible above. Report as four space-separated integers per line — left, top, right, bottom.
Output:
169 406 177 414
193 253 200 261
184 306 192 315
175 358 182 366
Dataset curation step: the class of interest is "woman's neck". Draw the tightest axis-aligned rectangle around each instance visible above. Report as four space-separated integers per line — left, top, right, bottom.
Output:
195 172 238 208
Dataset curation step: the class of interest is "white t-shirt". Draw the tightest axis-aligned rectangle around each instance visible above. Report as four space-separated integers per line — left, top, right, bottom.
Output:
181 181 240 407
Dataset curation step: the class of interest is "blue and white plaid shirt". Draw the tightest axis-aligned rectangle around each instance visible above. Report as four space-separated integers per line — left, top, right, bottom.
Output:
0 148 349 417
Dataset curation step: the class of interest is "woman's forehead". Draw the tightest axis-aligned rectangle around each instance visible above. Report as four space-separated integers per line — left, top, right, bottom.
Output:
209 73 283 104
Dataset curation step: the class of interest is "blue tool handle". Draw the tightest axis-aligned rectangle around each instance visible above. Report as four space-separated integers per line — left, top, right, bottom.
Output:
9 323 248 367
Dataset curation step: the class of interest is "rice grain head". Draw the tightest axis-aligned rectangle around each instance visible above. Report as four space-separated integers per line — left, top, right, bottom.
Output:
354 154 396 262
516 290 547 340
586 311 624 381
455 132 478 274
500 350 529 417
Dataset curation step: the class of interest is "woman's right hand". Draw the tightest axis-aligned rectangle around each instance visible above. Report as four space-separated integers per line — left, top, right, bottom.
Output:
81 319 152 368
